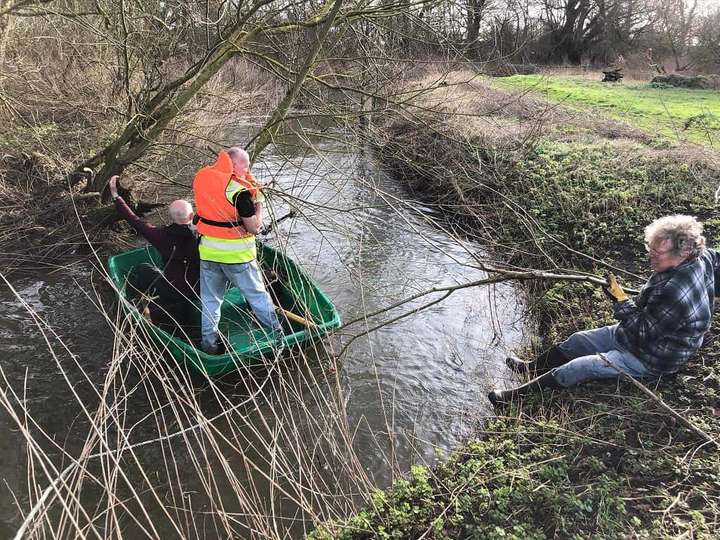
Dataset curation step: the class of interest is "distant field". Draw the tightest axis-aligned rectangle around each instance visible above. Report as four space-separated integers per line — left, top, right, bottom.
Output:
497 74 720 146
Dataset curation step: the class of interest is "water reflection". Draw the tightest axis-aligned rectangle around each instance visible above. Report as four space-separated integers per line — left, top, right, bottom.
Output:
256 138 525 481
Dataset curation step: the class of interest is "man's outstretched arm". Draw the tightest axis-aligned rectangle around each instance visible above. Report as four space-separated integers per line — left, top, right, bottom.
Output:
110 175 164 247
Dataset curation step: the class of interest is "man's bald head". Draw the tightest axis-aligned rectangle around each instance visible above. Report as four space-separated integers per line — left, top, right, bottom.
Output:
168 200 194 225
227 147 250 177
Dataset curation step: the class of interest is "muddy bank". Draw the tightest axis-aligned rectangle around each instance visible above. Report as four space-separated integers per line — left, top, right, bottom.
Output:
312 74 720 538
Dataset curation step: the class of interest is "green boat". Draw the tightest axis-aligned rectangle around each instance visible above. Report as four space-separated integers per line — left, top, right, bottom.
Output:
107 244 341 376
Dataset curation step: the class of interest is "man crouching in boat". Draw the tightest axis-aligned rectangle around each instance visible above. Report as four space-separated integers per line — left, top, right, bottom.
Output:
110 175 200 340
489 215 720 406
192 147 283 355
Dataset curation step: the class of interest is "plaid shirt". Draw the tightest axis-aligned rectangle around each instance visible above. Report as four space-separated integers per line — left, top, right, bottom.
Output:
614 248 720 375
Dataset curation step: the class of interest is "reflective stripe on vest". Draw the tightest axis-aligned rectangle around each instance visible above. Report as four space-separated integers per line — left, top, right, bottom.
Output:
225 180 247 203
227 175 265 203
198 235 257 264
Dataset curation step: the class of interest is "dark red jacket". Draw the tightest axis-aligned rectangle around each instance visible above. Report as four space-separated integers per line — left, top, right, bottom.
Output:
115 197 200 297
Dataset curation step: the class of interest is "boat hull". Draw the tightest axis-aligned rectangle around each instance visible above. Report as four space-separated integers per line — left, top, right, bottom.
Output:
107 244 341 376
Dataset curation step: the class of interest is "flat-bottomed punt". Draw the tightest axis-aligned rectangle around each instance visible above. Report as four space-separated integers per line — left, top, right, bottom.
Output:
107 244 341 376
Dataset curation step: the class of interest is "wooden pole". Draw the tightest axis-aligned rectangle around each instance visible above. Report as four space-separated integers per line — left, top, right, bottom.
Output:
276 306 316 329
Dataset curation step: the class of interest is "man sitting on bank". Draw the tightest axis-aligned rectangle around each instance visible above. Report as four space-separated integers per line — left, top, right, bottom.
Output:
489 214 720 405
110 175 200 338
192 147 283 354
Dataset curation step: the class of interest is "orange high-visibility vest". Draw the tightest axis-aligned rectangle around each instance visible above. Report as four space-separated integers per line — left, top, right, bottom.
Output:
193 150 259 240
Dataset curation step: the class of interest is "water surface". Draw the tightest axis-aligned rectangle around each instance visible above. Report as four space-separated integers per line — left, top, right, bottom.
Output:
0 131 525 537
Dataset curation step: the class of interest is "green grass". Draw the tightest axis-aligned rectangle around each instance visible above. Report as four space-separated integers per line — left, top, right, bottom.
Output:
498 75 720 146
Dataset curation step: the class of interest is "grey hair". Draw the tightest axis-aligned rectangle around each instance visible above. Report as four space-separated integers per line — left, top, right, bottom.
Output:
168 200 193 224
644 215 706 259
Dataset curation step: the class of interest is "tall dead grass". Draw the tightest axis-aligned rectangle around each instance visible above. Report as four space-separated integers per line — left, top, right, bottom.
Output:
0 226 381 538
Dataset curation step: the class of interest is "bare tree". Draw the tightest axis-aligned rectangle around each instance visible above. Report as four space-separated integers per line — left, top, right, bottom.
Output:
466 0 491 56
81 0 349 196
531 0 652 64
691 7 720 71
651 0 698 71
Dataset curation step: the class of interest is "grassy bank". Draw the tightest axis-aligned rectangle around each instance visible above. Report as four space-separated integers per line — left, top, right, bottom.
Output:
311 72 720 538
497 74 720 147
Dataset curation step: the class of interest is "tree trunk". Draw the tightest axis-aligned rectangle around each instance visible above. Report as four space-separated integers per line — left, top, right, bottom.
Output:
248 0 343 162
466 0 485 56
82 0 343 200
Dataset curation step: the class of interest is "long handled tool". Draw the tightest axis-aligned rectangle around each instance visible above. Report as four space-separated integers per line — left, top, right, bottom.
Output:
258 210 317 329
258 210 296 236
275 305 317 329
265 264 317 329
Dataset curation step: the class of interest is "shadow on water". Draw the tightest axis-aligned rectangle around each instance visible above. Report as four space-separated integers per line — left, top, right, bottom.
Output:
0 127 527 537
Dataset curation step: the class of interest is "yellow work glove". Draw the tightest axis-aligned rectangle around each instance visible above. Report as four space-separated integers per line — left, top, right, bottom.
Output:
604 272 629 303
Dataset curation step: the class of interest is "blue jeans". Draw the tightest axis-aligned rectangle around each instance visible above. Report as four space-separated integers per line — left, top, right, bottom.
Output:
553 324 653 387
200 260 281 349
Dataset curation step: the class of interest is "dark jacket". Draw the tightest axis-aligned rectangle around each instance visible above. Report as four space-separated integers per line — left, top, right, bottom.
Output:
614 248 720 374
115 197 200 297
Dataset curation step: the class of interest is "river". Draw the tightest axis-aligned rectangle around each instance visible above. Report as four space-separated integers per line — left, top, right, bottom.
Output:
0 128 526 538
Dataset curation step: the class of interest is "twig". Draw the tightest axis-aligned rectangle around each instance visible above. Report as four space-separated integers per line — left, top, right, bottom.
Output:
340 269 637 330
598 353 719 449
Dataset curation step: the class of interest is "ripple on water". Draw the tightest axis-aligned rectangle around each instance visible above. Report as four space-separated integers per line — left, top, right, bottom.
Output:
0 135 527 531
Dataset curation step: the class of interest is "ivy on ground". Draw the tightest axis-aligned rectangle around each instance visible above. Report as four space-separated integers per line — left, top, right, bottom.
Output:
311 109 720 538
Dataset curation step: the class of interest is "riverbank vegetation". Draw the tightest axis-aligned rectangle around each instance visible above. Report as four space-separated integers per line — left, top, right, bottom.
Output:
310 70 720 537
2 0 720 538
0 47 283 273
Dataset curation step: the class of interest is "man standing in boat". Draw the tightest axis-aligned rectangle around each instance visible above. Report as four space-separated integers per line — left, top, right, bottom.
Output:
192 147 282 354
110 175 200 338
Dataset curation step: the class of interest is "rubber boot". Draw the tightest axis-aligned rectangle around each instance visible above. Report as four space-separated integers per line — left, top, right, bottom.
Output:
506 345 569 375
488 371 563 406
